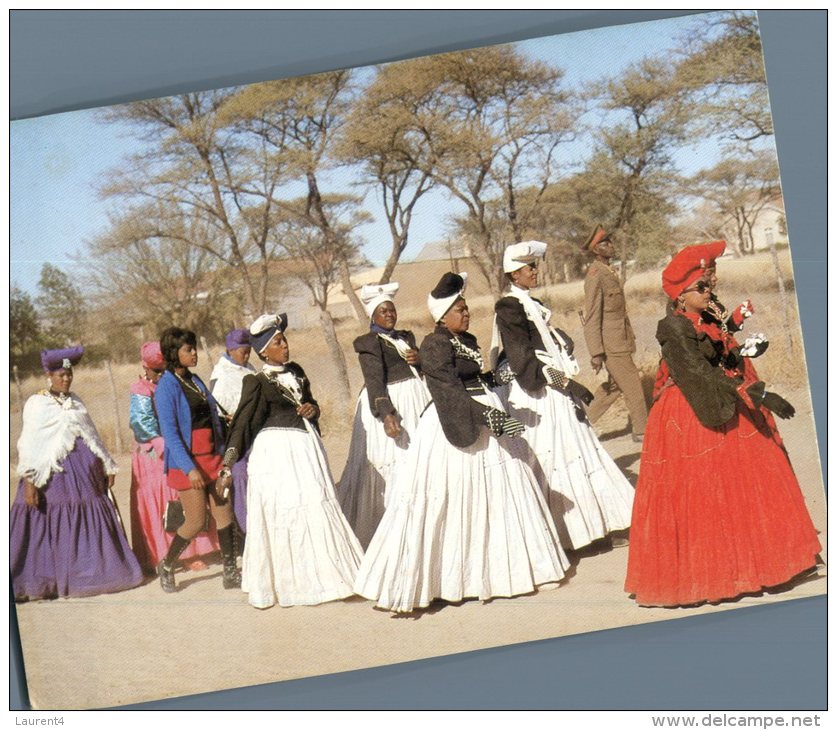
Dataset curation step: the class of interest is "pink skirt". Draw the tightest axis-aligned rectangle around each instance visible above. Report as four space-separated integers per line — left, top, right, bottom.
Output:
130 441 219 571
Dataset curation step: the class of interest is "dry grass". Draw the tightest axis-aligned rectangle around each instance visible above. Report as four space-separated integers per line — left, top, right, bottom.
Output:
9 250 808 461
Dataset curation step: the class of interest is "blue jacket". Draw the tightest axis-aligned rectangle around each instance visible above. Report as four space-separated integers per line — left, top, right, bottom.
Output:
153 370 225 475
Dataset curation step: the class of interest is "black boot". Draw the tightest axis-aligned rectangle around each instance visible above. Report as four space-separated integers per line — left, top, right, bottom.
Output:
157 533 191 593
236 523 246 557
217 525 241 589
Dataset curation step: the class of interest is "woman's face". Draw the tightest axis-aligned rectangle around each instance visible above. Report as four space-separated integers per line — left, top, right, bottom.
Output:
372 301 398 330
679 278 713 314
48 368 73 394
511 263 538 290
441 297 470 335
263 331 290 366
144 366 163 384
228 346 251 367
177 342 198 369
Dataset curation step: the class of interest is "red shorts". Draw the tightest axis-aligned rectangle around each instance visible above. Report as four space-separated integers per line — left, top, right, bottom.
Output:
167 428 224 491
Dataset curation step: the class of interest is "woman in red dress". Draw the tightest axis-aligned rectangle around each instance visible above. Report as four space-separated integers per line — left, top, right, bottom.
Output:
624 242 821 607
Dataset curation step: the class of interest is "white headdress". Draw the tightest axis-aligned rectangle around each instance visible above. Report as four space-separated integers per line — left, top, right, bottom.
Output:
359 282 400 318
502 240 548 273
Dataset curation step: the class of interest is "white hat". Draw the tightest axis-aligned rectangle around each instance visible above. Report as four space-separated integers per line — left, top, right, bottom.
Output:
427 272 468 322
359 282 400 318
249 313 288 354
502 240 548 273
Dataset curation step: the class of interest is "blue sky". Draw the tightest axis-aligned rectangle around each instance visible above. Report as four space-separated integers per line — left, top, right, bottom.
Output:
10 11 767 296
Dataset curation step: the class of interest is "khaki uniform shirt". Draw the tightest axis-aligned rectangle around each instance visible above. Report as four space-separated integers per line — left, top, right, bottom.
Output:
582 259 636 356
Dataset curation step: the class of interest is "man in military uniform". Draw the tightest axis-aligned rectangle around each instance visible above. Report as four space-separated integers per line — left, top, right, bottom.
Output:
581 225 648 442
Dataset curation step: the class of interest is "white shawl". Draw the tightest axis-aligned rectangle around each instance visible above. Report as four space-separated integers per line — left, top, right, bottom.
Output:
16 391 119 488
210 354 257 416
490 285 579 377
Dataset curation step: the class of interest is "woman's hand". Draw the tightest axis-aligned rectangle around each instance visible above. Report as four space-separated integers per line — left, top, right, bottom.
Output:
216 470 233 500
383 413 403 439
188 468 207 490
404 348 420 366
297 402 317 420
24 480 39 508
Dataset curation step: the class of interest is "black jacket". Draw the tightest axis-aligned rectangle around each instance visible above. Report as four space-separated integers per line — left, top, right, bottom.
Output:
353 330 420 419
656 311 745 429
494 295 575 392
421 326 490 448
224 363 320 463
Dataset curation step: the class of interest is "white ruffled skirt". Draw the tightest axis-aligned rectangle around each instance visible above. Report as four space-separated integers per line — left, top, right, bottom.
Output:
337 376 430 549
242 426 363 608
354 390 569 613
496 380 634 550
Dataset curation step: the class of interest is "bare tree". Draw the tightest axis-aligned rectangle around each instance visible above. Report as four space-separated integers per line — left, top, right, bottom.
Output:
271 196 370 403
100 90 287 314
690 151 781 256
225 71 369 321
83 204 245 345
336 64 436 284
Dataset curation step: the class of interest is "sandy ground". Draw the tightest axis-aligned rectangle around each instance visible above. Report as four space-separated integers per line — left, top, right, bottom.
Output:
11 383 827 710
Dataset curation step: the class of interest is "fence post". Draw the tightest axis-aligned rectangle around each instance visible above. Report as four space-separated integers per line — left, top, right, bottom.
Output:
105 360 124 453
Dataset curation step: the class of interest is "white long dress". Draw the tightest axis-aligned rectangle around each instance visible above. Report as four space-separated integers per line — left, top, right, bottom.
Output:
493 290 634 550
354 328 569 613
337 331 430 549
229 366 363 608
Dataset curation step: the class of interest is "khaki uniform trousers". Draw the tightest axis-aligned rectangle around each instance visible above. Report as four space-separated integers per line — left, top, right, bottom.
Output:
585 352 648 436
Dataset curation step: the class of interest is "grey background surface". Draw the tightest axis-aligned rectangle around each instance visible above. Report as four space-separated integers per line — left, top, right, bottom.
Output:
9 10 826 711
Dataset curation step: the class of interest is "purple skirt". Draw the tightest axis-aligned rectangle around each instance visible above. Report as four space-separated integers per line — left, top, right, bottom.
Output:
10 438 143 600
231 453 249 533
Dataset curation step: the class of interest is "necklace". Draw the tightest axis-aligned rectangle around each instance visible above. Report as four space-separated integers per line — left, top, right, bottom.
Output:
262 367 302 406
175 371 207 401
705 299 730 335
450 334 484 369
44 389 70 406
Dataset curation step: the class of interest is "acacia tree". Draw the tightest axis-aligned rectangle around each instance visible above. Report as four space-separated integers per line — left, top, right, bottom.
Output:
223 70 369 322
337 65 436 285
589 57 689 280
370 46 576 296
676 10 772 145
36 263 87 345
100 90 287 314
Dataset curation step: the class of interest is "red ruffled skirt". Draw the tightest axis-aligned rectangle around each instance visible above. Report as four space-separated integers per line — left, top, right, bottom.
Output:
624 385 821 607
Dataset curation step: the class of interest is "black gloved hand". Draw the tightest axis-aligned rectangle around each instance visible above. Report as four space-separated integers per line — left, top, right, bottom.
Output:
483 407 525 438
566 379 595 406
544 366 568 390
761 392 795 419
500 414 525 438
